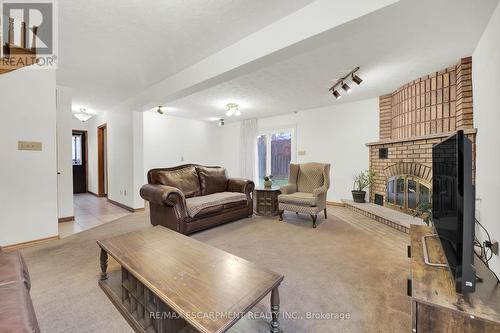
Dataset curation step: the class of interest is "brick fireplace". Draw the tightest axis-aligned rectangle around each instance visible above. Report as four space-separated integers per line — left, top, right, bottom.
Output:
367 57 476 214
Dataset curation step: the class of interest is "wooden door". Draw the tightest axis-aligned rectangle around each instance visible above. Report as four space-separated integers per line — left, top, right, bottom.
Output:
72 131 87 193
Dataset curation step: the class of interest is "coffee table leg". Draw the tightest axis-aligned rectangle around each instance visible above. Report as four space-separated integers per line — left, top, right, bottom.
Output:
270 285 280 333
100 248 108 280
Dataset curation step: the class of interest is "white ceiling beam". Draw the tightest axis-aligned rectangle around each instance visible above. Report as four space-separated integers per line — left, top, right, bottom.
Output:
113 0 400 112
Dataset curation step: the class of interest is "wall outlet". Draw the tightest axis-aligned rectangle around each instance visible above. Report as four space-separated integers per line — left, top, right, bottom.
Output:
18 141 42 151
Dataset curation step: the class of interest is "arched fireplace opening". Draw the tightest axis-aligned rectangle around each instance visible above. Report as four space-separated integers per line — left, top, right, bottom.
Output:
386 175 431 214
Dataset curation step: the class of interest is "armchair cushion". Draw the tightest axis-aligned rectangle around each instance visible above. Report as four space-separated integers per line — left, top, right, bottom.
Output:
150 166 201 198
185 192 247 218
278 192 318 207
195 166 228 195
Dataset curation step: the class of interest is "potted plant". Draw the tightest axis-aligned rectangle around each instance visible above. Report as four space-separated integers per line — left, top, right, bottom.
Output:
414 201 432 226
352 170 375 203
263 175 273 188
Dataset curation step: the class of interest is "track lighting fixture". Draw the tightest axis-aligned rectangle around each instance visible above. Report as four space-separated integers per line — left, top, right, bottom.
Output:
219 118 225 126
342 82 351 93
156 106 164 115
352 73 363 85
328 67 362 99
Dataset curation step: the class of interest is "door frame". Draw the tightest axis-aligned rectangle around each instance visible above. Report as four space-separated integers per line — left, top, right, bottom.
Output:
72 130 88 193
97 124 108 197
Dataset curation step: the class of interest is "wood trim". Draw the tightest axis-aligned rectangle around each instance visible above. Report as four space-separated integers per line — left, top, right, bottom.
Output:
97 124 107 197
1 235 59 252
326 201 346 207
107 198 144 213
58 216 75 223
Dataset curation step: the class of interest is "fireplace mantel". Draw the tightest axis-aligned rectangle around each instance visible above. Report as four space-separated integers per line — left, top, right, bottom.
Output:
366 128 477 147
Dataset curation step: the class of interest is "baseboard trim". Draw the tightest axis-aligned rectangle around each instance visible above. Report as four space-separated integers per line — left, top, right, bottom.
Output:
107 198 144 213
87 191 99 197
1 235 60 252
58 216 75 223
327 201 346 207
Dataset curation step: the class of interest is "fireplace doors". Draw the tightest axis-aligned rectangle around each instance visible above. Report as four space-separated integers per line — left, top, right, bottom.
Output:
386 176 431 213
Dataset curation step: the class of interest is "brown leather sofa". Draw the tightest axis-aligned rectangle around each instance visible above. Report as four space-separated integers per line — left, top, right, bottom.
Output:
0 250 40 333
140 164 254 234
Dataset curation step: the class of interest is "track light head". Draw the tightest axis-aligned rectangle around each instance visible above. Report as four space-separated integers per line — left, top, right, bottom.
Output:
218 118 225 126
352 74 363 85
332 90 341 99
342 82 351 93
156 106 164 115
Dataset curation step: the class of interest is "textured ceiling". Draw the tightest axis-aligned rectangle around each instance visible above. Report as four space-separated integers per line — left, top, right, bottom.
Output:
56 0 316 112
165 0 499 122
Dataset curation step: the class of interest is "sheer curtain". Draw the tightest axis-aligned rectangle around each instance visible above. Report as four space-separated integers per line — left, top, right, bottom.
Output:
240 119 257 180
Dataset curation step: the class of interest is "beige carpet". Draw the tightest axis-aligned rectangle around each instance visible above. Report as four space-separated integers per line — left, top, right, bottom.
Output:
22 208 411 333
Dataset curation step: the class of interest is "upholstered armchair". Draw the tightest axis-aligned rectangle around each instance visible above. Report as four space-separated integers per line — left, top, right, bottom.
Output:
278 163 331 228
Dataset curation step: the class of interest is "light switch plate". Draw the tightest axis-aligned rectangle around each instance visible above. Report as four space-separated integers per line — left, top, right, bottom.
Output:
18 141 42 151
298 150 306 156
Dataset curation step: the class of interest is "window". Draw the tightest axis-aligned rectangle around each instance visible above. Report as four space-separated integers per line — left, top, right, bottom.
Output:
256 128 295 186
72 134 83 165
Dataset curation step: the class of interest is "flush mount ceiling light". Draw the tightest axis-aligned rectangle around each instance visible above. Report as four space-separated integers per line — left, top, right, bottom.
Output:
218 118 225 126
225 103 240 117
73 108 93 122
329 66 362 99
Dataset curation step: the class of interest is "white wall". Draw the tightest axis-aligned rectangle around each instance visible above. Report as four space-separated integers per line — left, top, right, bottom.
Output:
0 69 58 246
220 98 379 201
142 112 222 176
472 1 500 276
56 86 74 219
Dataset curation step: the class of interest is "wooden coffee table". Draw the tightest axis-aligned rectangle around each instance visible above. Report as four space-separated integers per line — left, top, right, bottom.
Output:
97 226 284 333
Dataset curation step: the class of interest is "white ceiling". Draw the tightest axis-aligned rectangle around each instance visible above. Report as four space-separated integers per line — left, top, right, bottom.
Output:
164 0 499 122
56 0 316 112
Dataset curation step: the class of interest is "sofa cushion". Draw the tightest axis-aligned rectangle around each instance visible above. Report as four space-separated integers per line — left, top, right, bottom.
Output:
278 192 318 206
151 166 201 198
196 166 228 195
185 192 247 218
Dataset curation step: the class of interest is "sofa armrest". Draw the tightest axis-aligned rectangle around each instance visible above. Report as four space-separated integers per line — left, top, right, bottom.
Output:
280 184 297 195
226 178 255 196
140 184 186 207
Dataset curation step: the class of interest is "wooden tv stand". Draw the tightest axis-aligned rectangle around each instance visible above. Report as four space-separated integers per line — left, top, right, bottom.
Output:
408 225 500 332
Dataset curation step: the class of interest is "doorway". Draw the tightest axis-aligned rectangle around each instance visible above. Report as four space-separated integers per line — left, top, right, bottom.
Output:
98 124 108 197
72 130 87 193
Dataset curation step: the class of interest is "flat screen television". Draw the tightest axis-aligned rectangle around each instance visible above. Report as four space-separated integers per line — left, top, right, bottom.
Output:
432 130 476 294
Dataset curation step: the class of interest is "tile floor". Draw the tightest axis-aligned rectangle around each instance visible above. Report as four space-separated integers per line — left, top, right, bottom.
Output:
58 193 132 238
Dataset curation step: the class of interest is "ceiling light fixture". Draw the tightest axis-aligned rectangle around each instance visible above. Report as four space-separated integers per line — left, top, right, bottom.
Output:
342 82 351 93
328 67 362 99
218 118 225 126
156 106 165 115
352 73 363 85
225 103 240 117
73 108 93 122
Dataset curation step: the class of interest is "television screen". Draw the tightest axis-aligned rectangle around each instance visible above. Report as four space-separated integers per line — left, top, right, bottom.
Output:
432 130 475 293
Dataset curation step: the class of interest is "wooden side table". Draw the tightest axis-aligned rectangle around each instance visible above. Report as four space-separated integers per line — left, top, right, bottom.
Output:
254 186 281 216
